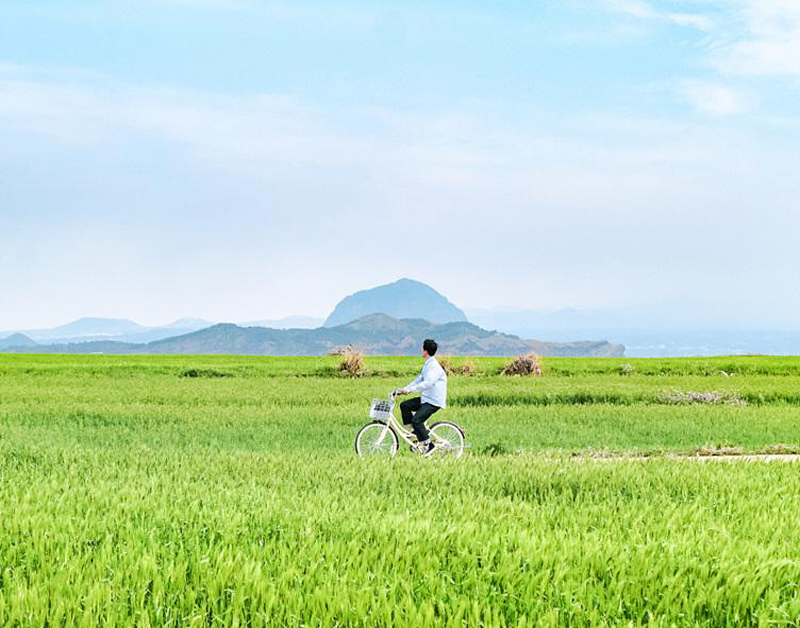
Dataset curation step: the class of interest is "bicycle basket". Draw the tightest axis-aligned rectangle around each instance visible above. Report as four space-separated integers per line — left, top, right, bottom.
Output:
369 398 395 420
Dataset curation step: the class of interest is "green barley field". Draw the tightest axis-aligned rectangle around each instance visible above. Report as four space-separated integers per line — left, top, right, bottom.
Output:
1 354 800 626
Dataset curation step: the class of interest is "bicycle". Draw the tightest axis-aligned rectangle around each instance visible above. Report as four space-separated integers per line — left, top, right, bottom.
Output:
354 390 465 458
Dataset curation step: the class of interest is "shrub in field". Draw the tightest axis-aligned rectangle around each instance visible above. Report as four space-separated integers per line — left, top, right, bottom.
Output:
439 356 476 376
338 349 366 377
459 359 476 376
501 352 543 376
180 368 233 378
480 441 508 456
662 390 747 406
619 363 636 375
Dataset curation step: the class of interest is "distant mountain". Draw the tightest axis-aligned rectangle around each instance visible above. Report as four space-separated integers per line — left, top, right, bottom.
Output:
166 318 214 330
1 316 215 345
242 316 325 329
38 317 148 339
324 278 468 327
0 333 36 350
6 313 624 357
95 327 212 344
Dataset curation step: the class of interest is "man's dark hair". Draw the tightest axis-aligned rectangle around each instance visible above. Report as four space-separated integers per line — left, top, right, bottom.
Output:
423 338 438 356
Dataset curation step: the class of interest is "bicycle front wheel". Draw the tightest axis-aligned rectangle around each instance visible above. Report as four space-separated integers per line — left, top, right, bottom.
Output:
355 421 399 458
429 421 465 458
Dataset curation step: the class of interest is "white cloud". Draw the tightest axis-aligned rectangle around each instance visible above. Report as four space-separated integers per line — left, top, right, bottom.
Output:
598 0 800 121
602 0 712 30
678 80 752 115
0 75 360 167
712 0 800 77
602 0 800 79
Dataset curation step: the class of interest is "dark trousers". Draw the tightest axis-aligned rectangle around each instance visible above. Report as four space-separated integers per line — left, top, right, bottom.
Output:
400 397 440 442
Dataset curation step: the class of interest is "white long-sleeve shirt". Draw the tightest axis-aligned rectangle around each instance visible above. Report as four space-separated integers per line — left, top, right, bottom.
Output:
407 356 447 408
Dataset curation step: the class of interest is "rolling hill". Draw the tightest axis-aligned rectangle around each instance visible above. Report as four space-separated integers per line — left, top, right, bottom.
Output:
0 317 215 344
5 314 624 357
0 333 36 350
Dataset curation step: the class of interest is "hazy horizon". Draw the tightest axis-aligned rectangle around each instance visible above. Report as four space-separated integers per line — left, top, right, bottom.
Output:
2 278 799 332
3 287 799 335
3 1 799 331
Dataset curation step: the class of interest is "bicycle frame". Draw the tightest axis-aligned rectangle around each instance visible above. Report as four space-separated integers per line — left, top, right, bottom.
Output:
376 392 436 450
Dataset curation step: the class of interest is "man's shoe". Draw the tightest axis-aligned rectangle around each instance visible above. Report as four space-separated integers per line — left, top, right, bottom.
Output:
421 440 436 457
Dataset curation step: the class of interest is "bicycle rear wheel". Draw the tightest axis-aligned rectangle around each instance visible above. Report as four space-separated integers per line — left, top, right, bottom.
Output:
429 421 465 458
355 421 399 458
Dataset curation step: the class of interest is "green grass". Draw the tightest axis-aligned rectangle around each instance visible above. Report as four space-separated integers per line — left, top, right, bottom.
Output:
1 354 800 626
2 354 800 456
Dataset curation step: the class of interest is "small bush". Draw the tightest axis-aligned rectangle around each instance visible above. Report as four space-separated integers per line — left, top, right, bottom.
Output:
480 442 508 456
438 357 476 376
180 368 232 378
338 349 366 377
501 352 543 376
459 359 476 376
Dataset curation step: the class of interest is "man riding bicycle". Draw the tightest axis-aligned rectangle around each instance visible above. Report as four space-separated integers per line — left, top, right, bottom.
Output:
397 338 447 457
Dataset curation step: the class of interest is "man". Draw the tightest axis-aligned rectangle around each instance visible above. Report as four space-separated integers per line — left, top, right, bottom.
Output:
398 338 447 457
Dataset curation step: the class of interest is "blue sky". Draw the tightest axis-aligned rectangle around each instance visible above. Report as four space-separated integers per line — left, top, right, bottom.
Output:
1 0 799 328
